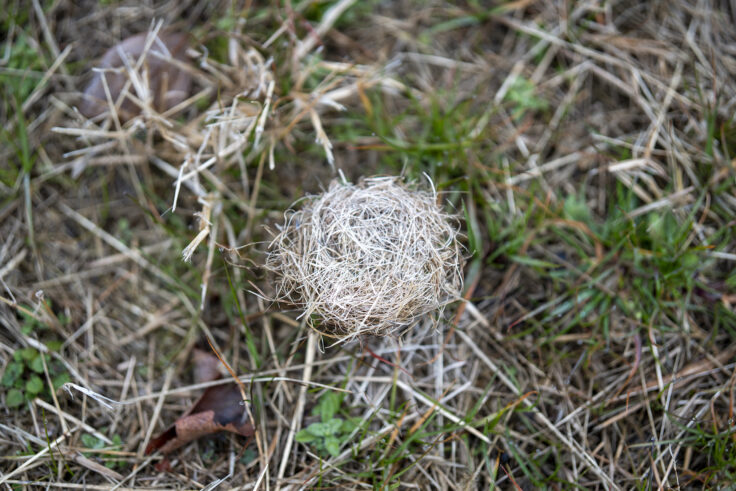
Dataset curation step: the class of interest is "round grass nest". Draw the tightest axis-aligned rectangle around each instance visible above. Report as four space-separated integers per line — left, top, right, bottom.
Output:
266 176 463 340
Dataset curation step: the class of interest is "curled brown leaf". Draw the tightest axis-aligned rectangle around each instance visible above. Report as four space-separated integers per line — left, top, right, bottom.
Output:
193 348 222 384
79 31 192 121
146 382 254 455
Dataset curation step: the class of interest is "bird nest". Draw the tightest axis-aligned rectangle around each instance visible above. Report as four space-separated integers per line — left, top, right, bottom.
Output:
266 176 463 340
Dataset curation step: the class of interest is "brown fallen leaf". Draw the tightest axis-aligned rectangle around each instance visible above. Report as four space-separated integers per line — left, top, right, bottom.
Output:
146 382 254 455
79 31 192 121
193 348 223 384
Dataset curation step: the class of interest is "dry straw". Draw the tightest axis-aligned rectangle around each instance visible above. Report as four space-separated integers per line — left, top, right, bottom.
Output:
266 176 463 341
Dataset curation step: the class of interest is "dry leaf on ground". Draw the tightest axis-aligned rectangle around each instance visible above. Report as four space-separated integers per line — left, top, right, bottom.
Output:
79 31 192 121
146 382 254 455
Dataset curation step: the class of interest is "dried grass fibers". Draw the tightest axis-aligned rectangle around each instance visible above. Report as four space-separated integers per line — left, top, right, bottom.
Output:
267 176 463 340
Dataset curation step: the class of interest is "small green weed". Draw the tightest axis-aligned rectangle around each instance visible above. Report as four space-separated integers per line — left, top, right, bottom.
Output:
2 347 70 408
80 433 125 470
504 76 548 120
295 391 360 457
0 32 46 102
2 306 71 408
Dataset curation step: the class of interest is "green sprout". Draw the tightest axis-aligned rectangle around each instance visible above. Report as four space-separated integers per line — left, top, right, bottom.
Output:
2 347 69 408
295 391 361 458
2 306 70 408
504 76 548 120
81 433 125 470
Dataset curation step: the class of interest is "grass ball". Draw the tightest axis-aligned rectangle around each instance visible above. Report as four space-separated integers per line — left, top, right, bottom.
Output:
266 176 463 340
